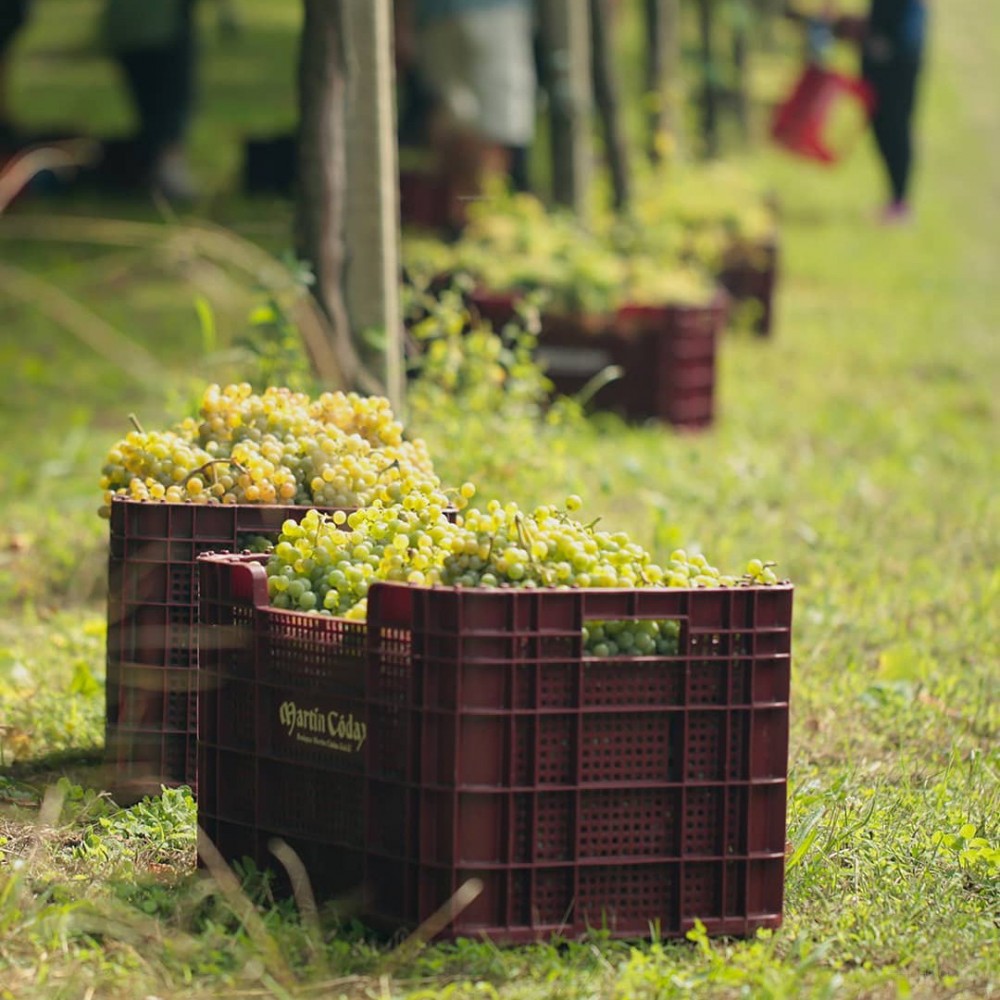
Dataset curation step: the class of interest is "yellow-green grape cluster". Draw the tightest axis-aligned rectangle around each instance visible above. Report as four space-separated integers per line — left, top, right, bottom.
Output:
237 534 275 554
265 487 465 618
308 391 405 449
265 490 781 635
660 548 736 588
304 432 437 510
196 383 315 450
98 384 441 517
583 619 681 658
438 497 666 589
98 429 216 515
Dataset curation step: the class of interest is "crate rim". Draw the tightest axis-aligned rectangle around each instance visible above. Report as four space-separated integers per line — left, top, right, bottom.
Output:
197 550 794 616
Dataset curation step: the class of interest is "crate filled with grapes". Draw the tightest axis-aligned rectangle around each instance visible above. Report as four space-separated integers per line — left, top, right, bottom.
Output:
99 384 449 798
464 284 728 429
197 494 792 943
402 190 730 428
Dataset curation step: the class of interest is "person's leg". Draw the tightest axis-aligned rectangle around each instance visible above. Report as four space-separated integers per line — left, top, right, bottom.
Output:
415 5 535 228
506 145 530 192
416 13 501 230
0 0 31 137
866 57 921 213
114 0 197 198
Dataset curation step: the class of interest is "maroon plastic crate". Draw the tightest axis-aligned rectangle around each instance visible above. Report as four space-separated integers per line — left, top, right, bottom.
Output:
400 170 457 231
717 242 779 337
467 287 727 428
105 497 344 799
197 552 792 943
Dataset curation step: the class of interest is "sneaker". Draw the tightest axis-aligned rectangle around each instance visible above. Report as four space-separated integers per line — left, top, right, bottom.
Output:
151 146 200 204
879 200 912 226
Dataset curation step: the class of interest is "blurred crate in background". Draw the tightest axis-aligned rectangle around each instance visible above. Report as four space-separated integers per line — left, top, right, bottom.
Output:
468 288 729 429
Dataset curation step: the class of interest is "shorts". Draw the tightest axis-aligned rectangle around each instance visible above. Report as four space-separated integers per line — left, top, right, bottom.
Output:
417 2 536 147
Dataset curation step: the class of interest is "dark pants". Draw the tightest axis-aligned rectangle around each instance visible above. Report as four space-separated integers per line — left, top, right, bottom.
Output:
115 0 196 157
0 0 29 54
863 56 921 203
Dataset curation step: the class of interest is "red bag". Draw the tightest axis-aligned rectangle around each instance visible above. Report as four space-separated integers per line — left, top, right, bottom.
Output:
770 63 876 164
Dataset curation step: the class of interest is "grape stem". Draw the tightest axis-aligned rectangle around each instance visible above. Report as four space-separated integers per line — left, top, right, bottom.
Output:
513 513 538 561
574 365 624 410
128 413 145 434
183 458 248 485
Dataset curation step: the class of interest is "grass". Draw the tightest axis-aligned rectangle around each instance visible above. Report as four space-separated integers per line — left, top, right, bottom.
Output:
1 1 998 997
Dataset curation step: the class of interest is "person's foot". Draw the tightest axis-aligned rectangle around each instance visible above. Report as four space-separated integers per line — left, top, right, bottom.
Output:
150 146 200 204
879 200 912 226
0 120 18 151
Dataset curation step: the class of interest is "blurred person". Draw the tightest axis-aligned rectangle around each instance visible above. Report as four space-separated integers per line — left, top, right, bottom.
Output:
101 0 200 202
846 0 927 224
0 0 199 200
788 0 928 224
402 0 537 227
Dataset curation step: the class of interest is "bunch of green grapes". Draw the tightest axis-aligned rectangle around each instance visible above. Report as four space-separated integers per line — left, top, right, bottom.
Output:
264 490 783 665
237 534 275 554
266 484 471 618
196 383 315 450
308 391 406 449
304 431 440 510
437 496 665 589
98 384 442 517
98 427 216 516
583 619 681 658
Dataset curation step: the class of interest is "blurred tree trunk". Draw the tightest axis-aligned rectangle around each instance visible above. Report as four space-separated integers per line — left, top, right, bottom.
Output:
754 0 783 49
696 0 720 157
538 0 593 216
589 0 630 210
344 0 404 411
295 0 382 395
643 0 683 162
731 1 751 144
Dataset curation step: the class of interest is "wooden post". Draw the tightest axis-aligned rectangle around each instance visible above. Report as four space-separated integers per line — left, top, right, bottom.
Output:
731 0 752 144
696 0 720 158
589 0 631 211
538 0 593 216
295 0 378 394
663 0 683 154
644 0 683 162
343 0 405 411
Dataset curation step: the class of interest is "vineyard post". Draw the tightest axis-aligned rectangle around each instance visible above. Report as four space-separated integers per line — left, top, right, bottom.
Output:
731 0 752 144
696 0 720 157
294 0 385 397
538 0 594 216
644 0 684 162
343 0 405 411
589 0 631 210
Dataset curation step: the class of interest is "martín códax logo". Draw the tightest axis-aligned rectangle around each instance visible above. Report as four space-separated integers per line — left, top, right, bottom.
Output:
278 700 367 753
